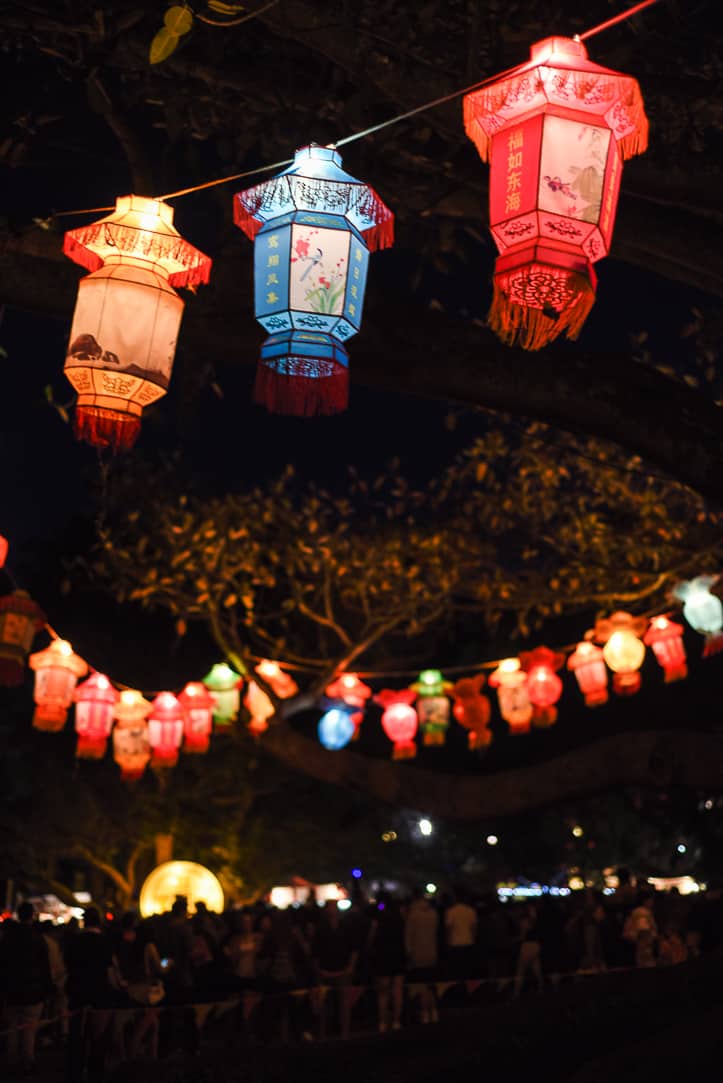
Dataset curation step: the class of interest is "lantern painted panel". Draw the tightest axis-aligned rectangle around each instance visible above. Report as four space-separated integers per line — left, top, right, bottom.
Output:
567 641 608 706
148 692 184 768
374 689 418 760
464 36 648 350
595 611 647 696
235 144 393 416
318 707 356 750
644 617 688 682
520 646 564 727
409 669 452 746
29 639 88 732
451 674 492 750
0 590 45 686
113 722 151 781
489 658 533 735
674 576 723 656
178 681 215 753
75 672 118 758
203 663 242 726
63 195 211 450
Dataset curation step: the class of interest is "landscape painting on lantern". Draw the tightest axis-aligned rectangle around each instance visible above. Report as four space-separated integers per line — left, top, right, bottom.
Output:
289 224 349 316
538 116 611 224
66 331 174 389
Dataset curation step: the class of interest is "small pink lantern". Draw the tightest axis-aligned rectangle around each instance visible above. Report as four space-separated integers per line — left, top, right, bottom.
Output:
29 639 88 732
0 590 45 687
244 660 299 736
325 672 372 740
148 692 184 768
644 616 688 683
112 689 152 781
520 646 565 727
567 640 608 707
488 658 533 735
74 672 118 758
374 689 418 759
451 674 492 750
178 681 215 753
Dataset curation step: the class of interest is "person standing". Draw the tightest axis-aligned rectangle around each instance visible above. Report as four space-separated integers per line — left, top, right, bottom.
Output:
0 901 52 1074
368 894 406 1032
64 907 115 1083
513 903 544 997
311 905 358 1038
405 888 439 1023
444 889 477 979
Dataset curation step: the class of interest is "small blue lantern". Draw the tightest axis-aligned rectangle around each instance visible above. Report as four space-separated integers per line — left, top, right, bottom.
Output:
318 706 357 751
234 144 394 416
674 575 723 656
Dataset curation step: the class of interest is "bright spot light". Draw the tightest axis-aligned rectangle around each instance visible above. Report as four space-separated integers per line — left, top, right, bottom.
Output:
705 800 714 810
426 882 437 894
337 899 352 911
351 867 363 879
486 835 498 846
381 831 397 842
419 818 433 836
569 876 585 891
677 844 687 854
572 825 584 838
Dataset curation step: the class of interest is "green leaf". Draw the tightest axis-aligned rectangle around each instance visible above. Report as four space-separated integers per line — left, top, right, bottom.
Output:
150 27 180 65
164 6 194 35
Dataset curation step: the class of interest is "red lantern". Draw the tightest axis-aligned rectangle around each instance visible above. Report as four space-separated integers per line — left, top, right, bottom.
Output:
520 646 565 727
595 611 647 695
244 660 299 736
113 689 152 781
489 658 533 735
451 674 492 750
63 196 211 450
0 534 7 568
325 672 372 740
148 692 184 768
0 590 45 686
567 640 608 707
374 689 418 760
644 616 688 683
464 36 648 350
74 672 118 758
29 639 88 732
178 681 215 753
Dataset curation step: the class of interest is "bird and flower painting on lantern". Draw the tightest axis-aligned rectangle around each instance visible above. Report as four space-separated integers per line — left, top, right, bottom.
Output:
539 118 610 225
289 226 348 319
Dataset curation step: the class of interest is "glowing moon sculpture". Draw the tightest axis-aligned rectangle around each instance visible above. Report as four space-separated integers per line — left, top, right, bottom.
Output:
139 861 224 917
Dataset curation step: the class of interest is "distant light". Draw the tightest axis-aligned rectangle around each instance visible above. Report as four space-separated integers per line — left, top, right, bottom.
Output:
381 831 397 842
377 902 386 911
486 835 498 846
351 868 363 879
677 844 687 854
419 818 433 836
426 882 437 894
603 887 615 895
73 891 91 904
569 876 585 891
705 800 714 810
572 825 584 838
337 899 352 911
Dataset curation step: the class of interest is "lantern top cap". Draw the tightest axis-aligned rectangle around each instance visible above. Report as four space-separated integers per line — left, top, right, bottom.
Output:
293 143 344 170
529 35 588 64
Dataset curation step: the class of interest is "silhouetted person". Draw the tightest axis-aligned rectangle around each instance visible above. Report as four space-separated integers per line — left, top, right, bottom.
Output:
0 901 52 1072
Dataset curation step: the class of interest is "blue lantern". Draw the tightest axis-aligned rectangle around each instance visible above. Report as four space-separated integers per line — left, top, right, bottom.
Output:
318 707 356 751
234 144 394 416
674 575 723 656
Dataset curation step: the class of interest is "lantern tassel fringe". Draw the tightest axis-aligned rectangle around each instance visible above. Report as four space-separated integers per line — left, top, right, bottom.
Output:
254 363 349 417
703 633 723 659
74 406 141 452
488 269 596 351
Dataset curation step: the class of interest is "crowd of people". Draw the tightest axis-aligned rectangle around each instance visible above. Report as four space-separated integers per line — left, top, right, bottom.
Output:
0 877 718 1076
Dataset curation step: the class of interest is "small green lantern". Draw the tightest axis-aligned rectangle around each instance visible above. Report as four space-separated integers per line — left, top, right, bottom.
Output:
410 669 453 746
202 662 243 726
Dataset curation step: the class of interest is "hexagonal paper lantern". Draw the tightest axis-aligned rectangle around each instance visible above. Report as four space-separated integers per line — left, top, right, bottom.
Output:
0 590 45 686
112 689 152 781
244 660 299 736
234 144 393 416
29 639 88 732
374 689 418 760
488 658 533 735
674 575 723 657
464 36 648 349
203 662 243 726
410 669 453 746
74 672 118 758
594 611 647 695
325 672 372 741
451 674 492 750
520 646 565 727
567 640 608 707
178 681 215 753
64 195 211 450
644 616 688 682
148 691 184 768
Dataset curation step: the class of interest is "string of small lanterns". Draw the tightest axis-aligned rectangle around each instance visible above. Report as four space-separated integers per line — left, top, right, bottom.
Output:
47 3 660 436
2 531 721 778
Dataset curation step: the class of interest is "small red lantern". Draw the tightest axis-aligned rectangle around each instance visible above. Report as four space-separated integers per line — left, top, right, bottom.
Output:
567 640 608 706
0 590 45 686
113 689 152 781
178 681 215 753
29 639 88 732
595 611 647 695
451 674 492 750
325 672 372 740
464 36 648 350
488 658 533 735
74 672 118 758
374 689 418 760
520 646 565 727
244 660 299 736
644 616 688 683
148 692 184 768
0 534 7 568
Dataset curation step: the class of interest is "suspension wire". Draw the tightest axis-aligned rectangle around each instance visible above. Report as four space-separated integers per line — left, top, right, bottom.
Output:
579 0 661 41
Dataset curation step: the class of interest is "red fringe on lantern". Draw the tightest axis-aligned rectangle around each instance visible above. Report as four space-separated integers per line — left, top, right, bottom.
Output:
254 362 349 417
613 673 641 696
392 742 417 761
76 737 108 759
703 633 723 658
532 706 557 728
489 263 596 351
33 709 67 732
74 406 141 452
468 731 493 751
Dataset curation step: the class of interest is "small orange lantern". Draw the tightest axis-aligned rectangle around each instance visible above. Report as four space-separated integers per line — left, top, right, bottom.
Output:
64 195 211 450
595 611 647 695
520 646 565 727
325 672 372 740
148 692 184 768
644 616 688 683
178 681 215 753
567 640 608 707
29 639 88 732
451 674 492 750
0 534 7 568
488 658 533 735
244 660 299 736
113 689 152 780
74 672 118 758
0 590 45 686
374 689 418 759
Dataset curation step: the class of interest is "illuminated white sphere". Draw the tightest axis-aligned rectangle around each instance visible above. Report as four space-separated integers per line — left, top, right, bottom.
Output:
139 861 224 917
418 818 433 836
